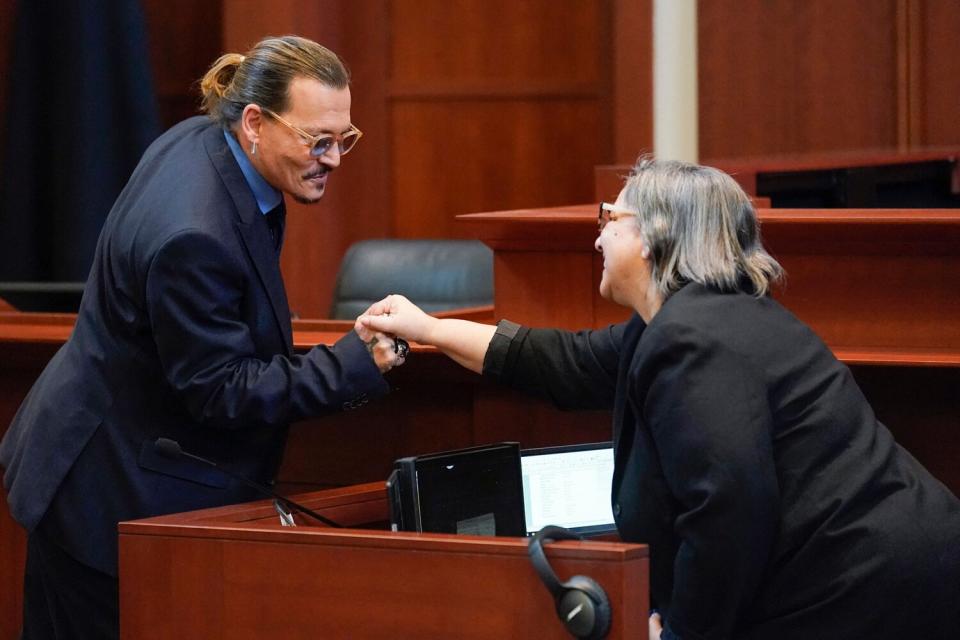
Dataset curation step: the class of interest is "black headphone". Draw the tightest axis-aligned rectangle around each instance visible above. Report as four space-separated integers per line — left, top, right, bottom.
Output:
528 525 612 639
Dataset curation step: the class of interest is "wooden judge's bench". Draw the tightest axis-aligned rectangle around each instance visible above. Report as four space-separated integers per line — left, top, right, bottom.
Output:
1 206 958 638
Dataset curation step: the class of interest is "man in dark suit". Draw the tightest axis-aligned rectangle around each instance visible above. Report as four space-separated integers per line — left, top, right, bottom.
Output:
0 36 403 639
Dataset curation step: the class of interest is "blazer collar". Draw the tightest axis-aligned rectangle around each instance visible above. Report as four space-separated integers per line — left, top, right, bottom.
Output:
203 123 261 225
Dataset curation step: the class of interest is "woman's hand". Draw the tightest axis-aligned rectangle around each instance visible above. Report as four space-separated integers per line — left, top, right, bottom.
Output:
361 294 497 374
359 294 438 345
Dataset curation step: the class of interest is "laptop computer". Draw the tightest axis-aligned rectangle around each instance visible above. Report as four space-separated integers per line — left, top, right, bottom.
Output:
521 441 617 537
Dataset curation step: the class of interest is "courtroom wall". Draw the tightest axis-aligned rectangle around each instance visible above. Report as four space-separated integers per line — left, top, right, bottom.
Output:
1 1 958 315
220 0 649 317
699 0 960 158
141 0 223 129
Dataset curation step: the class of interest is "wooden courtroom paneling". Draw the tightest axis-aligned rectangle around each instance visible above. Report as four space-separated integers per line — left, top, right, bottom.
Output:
762 212 960 350
612 0 654 163
0 488 23 640
387 0 613 239
7 2 960 316
392 100 606 238
389 2 603 85
276 356 481 492
698 0 901 158
141 0 223 128
917 0 960 145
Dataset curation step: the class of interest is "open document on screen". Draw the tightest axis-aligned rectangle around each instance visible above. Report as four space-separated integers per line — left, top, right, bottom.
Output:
521 442 617 536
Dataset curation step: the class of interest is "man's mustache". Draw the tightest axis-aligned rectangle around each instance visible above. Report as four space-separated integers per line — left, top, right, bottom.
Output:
302 167 329 180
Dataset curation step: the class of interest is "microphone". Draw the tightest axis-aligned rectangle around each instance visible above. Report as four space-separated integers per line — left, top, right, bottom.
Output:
154 437 341 528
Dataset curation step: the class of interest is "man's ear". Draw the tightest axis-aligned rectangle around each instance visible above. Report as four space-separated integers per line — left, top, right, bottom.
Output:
240 104 263 147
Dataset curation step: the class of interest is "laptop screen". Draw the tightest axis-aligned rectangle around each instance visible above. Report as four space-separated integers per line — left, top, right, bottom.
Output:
521 441 617 537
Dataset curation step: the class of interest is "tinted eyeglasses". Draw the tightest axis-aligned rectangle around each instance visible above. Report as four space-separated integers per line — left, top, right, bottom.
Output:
598 202 639 231
261 107 363 157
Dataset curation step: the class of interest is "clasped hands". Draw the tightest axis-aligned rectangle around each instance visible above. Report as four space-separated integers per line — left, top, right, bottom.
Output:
354 294 435 374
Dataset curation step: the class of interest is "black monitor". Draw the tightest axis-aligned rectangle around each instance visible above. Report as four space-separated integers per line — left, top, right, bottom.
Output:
389 442 526 537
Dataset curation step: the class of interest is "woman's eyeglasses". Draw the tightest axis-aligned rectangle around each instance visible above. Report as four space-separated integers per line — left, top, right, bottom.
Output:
598 202 639 231
261 107 363 157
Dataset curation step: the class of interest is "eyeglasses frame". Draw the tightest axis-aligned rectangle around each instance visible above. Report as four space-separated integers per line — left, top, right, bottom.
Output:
259 106 363 157
598 201 639 231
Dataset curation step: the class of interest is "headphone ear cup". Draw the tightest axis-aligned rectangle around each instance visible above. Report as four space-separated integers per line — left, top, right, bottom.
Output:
528 526 612 639
558 575 611 640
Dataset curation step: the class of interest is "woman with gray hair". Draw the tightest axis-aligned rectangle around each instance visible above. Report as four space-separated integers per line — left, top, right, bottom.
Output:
362 158 960 639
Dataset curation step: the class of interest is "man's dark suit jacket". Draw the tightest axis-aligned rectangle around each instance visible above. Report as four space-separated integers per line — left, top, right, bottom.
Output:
485 283 960 639
0 117 389 575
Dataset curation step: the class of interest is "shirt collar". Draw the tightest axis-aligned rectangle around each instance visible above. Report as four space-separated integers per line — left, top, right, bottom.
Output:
223 129 282 215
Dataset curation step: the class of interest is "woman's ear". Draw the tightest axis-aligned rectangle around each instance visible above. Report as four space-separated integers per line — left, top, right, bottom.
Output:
641 246 651 260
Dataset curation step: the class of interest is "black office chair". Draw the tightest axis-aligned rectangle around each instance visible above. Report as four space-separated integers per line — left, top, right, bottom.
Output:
328 239 493 319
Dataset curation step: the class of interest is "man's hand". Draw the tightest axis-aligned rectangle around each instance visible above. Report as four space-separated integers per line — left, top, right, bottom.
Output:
354 314 406 374
649 611 663 640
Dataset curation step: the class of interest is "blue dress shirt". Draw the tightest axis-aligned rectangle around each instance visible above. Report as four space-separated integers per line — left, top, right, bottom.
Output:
223 129 282 215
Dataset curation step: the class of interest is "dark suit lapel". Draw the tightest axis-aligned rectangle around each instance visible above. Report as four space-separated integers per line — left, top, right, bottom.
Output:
235 218 294 355
202 126 294 356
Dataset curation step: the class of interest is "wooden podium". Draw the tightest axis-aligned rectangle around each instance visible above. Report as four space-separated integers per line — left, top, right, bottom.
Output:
119 483 649 639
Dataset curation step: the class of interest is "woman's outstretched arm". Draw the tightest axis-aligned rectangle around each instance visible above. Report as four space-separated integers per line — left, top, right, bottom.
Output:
359 294 496 373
